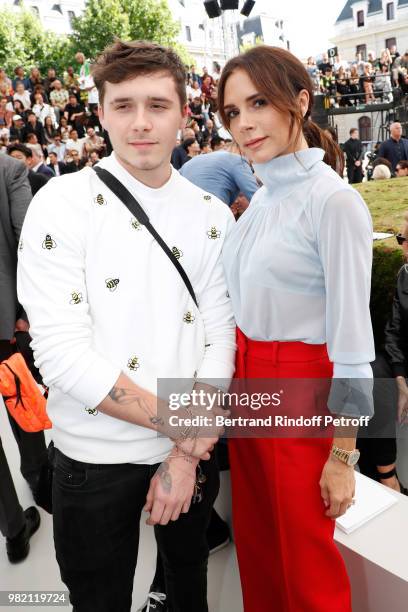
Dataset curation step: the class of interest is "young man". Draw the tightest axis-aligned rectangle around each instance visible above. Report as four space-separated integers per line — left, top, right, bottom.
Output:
343 128 364 184
17 40 235 612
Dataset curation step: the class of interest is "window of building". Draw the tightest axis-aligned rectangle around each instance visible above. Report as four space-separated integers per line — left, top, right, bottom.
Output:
185 25 192 42
68 10 75 25
357 10 364 27
31 5 39 15
358 116 372 142
51 4 63 14
356 44 367 61
386 37 397 49
178 0 185 6
386 2 395 20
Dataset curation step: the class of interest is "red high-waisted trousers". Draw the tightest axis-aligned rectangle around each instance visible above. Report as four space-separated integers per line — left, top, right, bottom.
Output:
229 328 352 612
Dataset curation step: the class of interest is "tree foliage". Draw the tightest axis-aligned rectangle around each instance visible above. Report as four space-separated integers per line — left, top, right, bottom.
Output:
71 0 181 60
0 1 191 75
0 7 71 75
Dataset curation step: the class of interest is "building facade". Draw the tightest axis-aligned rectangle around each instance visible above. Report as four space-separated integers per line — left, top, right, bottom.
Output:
331 0 408 61
2 0 84 33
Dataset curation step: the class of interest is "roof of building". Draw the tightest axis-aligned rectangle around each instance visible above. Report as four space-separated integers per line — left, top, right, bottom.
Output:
336 0 384 23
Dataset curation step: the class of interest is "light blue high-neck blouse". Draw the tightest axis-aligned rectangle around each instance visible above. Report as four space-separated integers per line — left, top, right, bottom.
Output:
222 147 375 416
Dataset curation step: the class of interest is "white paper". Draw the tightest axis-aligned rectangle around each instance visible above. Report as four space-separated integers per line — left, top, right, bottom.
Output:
336 471 398 534
373 232 394 241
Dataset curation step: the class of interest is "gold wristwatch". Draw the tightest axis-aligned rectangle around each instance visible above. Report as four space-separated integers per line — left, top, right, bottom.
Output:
331 444 360 467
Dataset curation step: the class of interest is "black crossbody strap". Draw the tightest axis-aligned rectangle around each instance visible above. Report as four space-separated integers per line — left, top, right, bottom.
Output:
93 166 198 307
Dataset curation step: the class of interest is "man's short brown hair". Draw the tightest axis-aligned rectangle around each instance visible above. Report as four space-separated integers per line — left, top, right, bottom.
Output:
92 39 187 109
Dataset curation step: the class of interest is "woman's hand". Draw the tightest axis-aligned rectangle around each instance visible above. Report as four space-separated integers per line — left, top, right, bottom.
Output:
319 456 355 519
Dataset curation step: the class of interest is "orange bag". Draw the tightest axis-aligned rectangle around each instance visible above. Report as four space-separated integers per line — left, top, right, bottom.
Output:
0 352 51 432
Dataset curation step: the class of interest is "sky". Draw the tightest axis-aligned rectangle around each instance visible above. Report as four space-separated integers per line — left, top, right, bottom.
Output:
251 0 347 58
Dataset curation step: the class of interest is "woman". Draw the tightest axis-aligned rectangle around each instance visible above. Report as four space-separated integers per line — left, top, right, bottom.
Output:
43 115 57 146
28 67 43 92
13 82 31 110
362 63 375 104
349 64 361 105
336 66 352 107
218 46 374 611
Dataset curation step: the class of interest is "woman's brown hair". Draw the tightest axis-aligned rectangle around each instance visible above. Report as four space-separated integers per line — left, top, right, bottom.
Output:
218 46 344 174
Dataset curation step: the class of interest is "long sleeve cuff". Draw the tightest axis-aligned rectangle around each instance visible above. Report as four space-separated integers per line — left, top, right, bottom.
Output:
392 363 407 378
61 354 121 409
327 362 374 418
196 342 236 389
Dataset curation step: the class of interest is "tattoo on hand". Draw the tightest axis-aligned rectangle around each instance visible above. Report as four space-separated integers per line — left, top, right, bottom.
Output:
157 461 172 494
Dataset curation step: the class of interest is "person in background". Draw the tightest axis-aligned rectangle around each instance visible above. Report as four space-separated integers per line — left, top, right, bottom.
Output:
358 212 408 494
200 140 212 154
47 151 68 176
170 126 195 169
180 141 258 207
43 68 59 97
378 122 408 173
47 133 66 162
65 149 85 172
181 137 200 161
49 80 69 123
65 129 85 158
12 66 30 92
0 154 46 563
372 164 392 180
7 144 50 195
13 83 31 111
9 115 26 143
24 111 45 148
32 93 56 127
0 96 13 132
210 135 226 152
343 128 364 184
396 160 408 177
83 126 105 157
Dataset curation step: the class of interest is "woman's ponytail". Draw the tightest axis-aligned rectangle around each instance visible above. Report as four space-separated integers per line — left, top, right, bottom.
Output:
303 119 344 176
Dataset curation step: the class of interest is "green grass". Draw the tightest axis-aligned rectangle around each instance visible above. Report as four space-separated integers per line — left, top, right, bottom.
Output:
355 177 408 234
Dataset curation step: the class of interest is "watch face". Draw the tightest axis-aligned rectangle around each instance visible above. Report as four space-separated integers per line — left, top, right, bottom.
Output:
348 449 360 466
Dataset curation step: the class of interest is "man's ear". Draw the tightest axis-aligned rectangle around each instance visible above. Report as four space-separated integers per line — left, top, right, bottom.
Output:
179 103 188 130
98 104 106 130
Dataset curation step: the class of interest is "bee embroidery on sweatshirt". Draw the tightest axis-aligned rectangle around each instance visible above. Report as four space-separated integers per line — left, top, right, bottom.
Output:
207 226 221 240
203 194 212 202
85 407 99 416
172 246 183 260
105 278 120 292
42 234 57 250
131 217 142 230
70 291 83 305
94 194 107 206
127 356 140 371
183 311 195 324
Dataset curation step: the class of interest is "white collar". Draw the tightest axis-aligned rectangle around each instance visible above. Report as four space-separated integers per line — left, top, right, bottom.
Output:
253 147 324 190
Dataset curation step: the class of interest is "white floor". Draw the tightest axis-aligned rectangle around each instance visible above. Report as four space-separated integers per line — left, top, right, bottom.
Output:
0 401 244 612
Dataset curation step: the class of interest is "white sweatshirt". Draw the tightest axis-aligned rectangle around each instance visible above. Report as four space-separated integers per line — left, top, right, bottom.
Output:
17 153 236 464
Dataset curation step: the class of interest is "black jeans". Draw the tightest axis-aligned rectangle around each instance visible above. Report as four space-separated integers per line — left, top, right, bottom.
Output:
52 447 219 612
